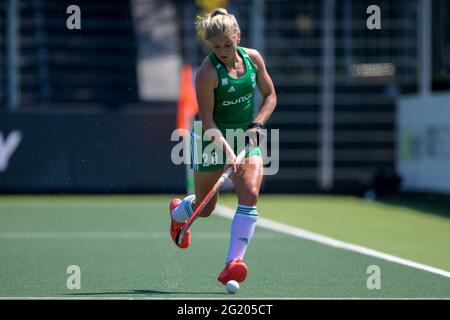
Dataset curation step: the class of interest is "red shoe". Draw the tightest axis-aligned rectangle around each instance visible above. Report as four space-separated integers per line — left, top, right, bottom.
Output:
169 198 191 249
217 258 248 284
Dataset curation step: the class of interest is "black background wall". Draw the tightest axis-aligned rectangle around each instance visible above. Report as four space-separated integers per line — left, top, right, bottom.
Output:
0 109 185 193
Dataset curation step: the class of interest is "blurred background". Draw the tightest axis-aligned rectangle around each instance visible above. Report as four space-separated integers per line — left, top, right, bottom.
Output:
0 0 449 197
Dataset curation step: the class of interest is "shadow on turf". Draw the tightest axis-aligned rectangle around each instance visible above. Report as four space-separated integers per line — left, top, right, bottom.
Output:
64 289 228 296
377 193 450 220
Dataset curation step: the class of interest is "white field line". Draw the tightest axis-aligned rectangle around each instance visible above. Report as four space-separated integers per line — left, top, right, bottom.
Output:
215 205 450 279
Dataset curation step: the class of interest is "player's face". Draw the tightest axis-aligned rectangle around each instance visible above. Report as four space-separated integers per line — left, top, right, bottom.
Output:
209 33 240 63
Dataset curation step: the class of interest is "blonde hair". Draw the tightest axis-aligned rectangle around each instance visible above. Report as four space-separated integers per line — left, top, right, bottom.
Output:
195 8 241 41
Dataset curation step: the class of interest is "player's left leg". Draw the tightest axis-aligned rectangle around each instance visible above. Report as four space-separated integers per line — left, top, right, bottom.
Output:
218 155 263 284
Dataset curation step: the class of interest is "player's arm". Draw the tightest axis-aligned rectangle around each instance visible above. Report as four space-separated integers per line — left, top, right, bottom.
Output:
195 59 238 170
247 49 277 126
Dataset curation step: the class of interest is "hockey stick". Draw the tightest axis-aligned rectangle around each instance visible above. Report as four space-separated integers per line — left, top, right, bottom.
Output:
176 143 250 246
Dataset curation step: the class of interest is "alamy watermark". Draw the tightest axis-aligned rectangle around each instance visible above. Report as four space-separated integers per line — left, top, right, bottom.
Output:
366 5 381 30
66 265 81 290
66 5 81 30
171 121 279 175
366 265 381 290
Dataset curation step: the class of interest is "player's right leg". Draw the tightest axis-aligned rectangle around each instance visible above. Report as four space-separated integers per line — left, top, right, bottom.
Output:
168 197 192 249
170 164 223 224
192 167 224 217
168 167 223 248
168 132 225 248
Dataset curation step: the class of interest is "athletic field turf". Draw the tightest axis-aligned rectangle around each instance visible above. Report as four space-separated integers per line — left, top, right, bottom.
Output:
0 195 449 299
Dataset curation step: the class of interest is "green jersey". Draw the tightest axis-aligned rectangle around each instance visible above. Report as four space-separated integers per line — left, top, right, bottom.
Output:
190 46 260 172
208 46 258 132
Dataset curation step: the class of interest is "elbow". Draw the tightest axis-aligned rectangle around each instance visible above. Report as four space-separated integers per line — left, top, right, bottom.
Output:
269 92 277 109
262 90 276 106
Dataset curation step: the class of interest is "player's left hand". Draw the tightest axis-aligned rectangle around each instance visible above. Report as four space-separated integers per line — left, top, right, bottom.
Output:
246 122 265 148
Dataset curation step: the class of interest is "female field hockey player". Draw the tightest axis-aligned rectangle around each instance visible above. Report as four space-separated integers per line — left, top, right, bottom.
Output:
169 7 277 285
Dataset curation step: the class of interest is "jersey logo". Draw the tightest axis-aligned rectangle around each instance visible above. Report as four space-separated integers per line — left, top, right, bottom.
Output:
222 93 253 106
227 86 236 93
221 78 228 86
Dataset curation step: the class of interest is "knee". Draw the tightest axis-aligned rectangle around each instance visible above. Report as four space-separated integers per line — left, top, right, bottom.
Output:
240 187 259 206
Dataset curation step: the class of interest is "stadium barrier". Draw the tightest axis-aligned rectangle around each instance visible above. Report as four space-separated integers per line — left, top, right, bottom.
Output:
397 93 450 194
0 107 185 193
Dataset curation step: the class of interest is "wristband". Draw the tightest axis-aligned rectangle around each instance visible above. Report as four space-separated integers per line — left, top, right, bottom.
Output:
247 122 263 130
